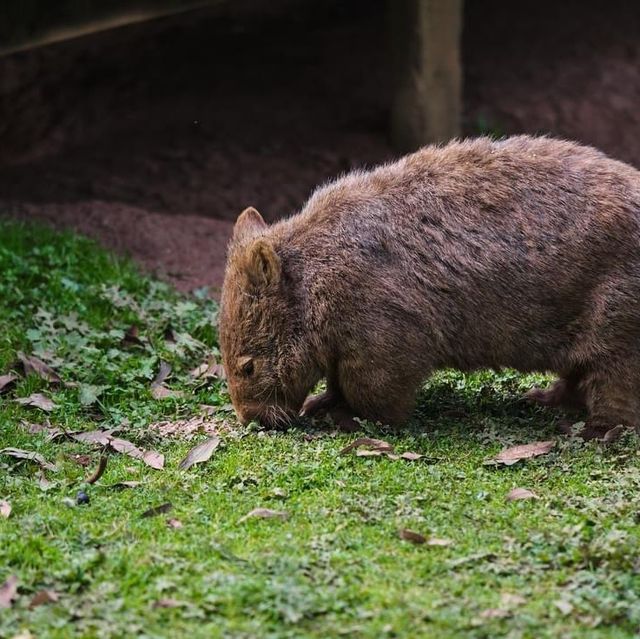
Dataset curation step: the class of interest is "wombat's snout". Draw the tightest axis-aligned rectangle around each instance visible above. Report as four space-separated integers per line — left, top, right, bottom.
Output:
236 403 298 429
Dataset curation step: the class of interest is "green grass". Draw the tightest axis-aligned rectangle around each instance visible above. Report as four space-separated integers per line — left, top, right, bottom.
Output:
1 221 640 639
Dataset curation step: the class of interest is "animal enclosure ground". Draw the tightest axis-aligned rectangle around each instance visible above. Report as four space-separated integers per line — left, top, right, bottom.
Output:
1 223 640 638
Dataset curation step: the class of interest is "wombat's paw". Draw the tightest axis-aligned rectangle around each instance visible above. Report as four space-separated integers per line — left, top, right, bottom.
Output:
524 386 560 407
559 420 627 443
326 407 360 433
300 391 340 418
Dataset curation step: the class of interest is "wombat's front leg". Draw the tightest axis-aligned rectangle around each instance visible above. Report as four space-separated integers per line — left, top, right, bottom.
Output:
301 380 360 432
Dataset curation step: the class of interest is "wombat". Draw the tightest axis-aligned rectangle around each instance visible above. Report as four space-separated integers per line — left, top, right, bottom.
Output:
219 135 640 440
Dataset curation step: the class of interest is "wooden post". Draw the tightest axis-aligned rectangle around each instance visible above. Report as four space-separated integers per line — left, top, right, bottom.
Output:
390 0 463 151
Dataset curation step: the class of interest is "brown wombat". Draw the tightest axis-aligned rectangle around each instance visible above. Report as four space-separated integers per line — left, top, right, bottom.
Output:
219 135 640 440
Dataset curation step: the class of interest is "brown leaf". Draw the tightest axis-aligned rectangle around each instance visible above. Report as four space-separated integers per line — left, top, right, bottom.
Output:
69 454 93 467
73 431 164 470
340 437 395 455
18 352 63 384
0 575 18 608
0 500 11 518
190 355 225 380
239 508 289 523
167 518 183 529
501 592 526 607
15 393 57 412
38 471 55 491
490 440 555 466
150 416 219 439
141 502 173 518
0 373 17 393
150 385 185 400
506 487 539 502
122 325 145 347
555 600 574 615
29 590 59 608
179 436 221 470
480 608 511 619
399 529 427 544
110 481 142 489
427 537 453 547
153 598 186 608
387 451 425 461
0 447 57 472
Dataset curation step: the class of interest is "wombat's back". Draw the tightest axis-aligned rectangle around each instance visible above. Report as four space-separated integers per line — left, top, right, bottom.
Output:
273 136 640 373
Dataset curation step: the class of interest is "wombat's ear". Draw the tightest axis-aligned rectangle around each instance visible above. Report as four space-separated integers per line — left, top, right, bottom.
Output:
244 239 281 288
233 207 267 244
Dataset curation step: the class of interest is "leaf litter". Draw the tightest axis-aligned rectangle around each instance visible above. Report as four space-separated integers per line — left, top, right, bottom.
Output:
73 430 164 470
151 416 220 440
29 590 59 608
0 448 57 472
141 502 173 518
340 437 429 462
0 500 11 518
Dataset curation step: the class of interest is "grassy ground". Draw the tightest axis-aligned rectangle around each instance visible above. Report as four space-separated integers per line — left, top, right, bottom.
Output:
1 221 639 639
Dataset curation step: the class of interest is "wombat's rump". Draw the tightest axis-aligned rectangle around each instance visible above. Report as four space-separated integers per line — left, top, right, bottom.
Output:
219 136 640 439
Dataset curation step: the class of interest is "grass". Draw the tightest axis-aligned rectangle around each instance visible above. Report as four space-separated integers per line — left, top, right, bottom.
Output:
1 220 640 639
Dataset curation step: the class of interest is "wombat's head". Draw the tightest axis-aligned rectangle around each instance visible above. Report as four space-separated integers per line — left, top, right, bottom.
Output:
219 207 317 428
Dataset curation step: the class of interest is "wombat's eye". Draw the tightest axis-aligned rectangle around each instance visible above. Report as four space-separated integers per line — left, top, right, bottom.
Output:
238 356 254 377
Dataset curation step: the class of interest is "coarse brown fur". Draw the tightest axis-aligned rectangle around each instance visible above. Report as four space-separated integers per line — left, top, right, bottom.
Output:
219 135 640 440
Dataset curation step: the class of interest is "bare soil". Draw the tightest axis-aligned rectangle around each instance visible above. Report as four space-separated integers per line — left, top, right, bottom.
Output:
1 0 639 293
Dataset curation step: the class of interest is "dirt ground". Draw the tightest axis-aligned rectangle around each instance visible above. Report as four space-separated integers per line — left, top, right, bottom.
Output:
1 0 639 293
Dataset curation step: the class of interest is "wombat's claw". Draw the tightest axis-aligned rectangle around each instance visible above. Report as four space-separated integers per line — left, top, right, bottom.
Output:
558 420 626 442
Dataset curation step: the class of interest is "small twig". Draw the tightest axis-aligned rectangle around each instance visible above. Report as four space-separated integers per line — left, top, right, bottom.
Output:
86 455 108 484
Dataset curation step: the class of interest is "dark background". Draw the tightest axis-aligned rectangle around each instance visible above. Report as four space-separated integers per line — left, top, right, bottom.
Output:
1 0 639 291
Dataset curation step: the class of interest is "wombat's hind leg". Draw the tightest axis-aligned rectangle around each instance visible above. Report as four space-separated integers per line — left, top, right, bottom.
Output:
578 367 639 441
525 373 586 411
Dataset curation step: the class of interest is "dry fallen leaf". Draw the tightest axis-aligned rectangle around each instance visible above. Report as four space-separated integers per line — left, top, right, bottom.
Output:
15 393 57 412
506 487 539 502
0 500 11 518
489 441 555 466
0 373 17 393
150 416 219 439
190 355 226 380
150 361 185 399
18 352 63 385
122 325 145 347
480 608 511 619
239 508 289 523
29 590 59 608
340 437 394 455
0 447 57 472
501 592 526 607
151 385 186 400
399 529 427 544
110 481 142 490
387 451 425 461
69 454 92 467
555 600 574 615
73 431 164 470
153 598 185 608
427 537 454 547
141 502 173 518
0 575 18 608
167 518 183 529
179 436 221 470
